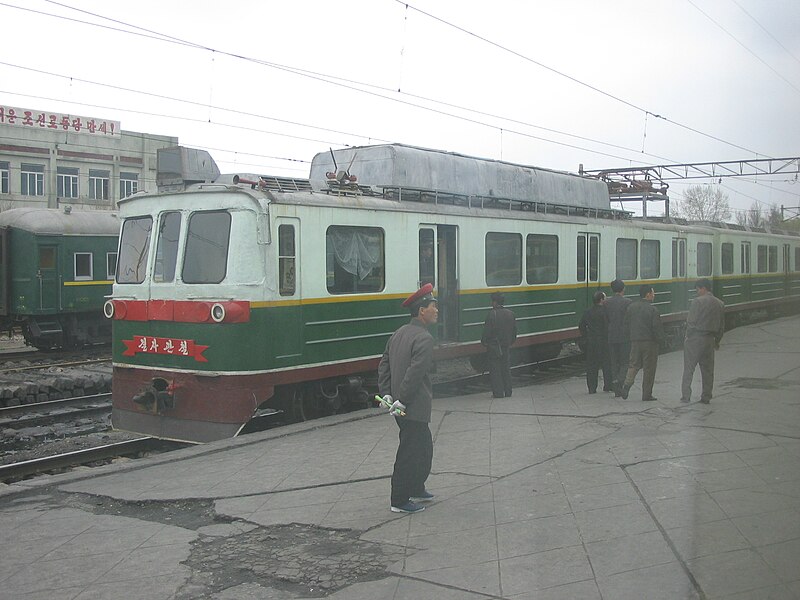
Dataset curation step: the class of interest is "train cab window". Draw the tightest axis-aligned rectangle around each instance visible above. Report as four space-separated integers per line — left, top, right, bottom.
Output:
183 211 231 284
526 234 558 284
697 242 712 276
640 240 660 279
118 216 153 284
419 229 435 287
74 253 93 281
278 224 296 296
721 243 734 275
326 225 384 294
486 232 522 286
153 212 181 283
106 253 117 279
38 247 56 269
616 238 637 280
741 242 751 274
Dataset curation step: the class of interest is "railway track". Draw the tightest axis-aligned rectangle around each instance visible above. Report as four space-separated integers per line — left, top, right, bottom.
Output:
0 392 112 428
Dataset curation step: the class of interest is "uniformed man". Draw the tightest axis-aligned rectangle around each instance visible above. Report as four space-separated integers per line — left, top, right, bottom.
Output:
605 279 632 396
579 290 614 394
378 283 438 513
681 278 725 404
621 285 665 401
481 292 518 398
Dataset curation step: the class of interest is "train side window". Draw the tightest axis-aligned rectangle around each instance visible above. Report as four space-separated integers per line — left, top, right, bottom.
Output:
278 224 296 296
74 252 93 281
577 235 586 282
640 240 660 279
183 211 231 284
616 238 637 280
672 238 686 278
768 246 778 272
486 232 522 286
117 216 153 284
326 225 384 294
419 229 435 287
153 212 181 283
741 242 751 274
106 252 117 279
697 242 712 276
526 234 558 284
757 245 768 273
721 243 734 275
38 247 56 269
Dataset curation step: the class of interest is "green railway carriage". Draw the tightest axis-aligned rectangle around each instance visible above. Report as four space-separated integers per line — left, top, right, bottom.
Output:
109 146 800 443
0 207 119 349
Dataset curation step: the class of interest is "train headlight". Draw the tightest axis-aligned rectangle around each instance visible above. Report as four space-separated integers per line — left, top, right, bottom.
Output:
103 300 115 319
211 303 226 323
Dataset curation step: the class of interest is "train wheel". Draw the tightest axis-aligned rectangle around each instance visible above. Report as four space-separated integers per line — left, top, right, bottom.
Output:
285 386 320 423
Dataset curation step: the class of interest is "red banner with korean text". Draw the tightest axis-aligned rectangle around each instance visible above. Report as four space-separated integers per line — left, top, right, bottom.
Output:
122 336 208 362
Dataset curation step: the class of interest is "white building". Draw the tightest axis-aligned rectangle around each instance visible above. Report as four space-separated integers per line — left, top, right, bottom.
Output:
0 104 177 211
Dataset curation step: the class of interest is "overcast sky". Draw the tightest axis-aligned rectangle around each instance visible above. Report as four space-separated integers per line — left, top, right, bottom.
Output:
1 0 799 217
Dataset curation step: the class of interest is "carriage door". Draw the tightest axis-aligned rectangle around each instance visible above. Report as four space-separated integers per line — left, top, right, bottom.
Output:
577 233 600 309
784 244 792 297
275 219 302 361
37 244 59 311
420 225 458 341
0 227 7 316
671 237 688 309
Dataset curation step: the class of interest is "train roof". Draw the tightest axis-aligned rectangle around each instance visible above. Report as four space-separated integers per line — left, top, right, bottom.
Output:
0 207 120 235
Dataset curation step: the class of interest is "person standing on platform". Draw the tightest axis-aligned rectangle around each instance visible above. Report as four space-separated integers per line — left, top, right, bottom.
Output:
621 285 665 402
579 290 614 394
605 279 632 397
481 292 518 398
378 283 438 514
681 278 725 404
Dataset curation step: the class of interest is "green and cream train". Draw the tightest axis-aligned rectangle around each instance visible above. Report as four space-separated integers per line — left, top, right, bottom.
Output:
108 145 800 442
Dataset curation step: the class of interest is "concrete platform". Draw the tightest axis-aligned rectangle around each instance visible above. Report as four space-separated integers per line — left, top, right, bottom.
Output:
2 315 799 599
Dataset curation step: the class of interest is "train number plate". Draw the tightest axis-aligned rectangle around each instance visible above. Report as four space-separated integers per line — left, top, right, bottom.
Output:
122 335 209 362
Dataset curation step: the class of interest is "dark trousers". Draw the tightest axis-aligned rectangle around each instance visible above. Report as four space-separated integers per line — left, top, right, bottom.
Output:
624 340 659 400
391 417 433 507
682 335 716 401
608 341 631 390
488 350 512 397
585 341 613 392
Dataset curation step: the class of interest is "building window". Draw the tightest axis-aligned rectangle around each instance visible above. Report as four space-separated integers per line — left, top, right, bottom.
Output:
721 243 734 274
278 224 296 296
326 225 384 294
183 211 231 284
616 238 637 280
640 239 660 279
697 242 712 277
89 169 110 200
117 216 153 284
57 167 79 198
485 232 522 286
526 234 558 284
21 163 45 196
74 252 93 281
153 212 181 283
741 242 751 274
106 252 117 279
0 161 9 194
120 172 139 199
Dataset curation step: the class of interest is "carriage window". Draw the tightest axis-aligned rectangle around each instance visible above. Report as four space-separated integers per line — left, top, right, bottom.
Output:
153 212 181 283
672 238 687 278
278 224 296 296
768 246 778 272
486 232 522 286
616 238 637 280
640 240 660 279
74 253 92 281
106 253 117 279
589 236 599 282
526 234 558 284
741 242 751 274
183 211 231 284
757 245 768 273
419 229 435 287
117 216 152 284
721 243 734 274
697 242 712 276
38 247 56 269
577 235 586 282
326 225 384 294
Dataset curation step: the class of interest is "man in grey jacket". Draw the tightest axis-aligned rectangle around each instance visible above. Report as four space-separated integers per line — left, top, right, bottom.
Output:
621 284 665 402
681 278 725 404
378 283 438 513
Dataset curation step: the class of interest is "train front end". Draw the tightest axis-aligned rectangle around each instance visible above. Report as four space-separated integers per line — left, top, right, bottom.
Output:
109 181 274 442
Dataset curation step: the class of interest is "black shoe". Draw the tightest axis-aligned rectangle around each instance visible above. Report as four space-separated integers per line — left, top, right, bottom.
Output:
588 390 597 394
642 396 658 402
391 501 425 513
492 394 504 399
505 391 512 397
603 387 613 392
680 397 690 403
620 385 630 400
410 490 435 502
700 398 710 404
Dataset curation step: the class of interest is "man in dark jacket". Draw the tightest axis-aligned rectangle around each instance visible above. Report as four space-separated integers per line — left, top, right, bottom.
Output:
605 279 632 396
621 285 665 401
378 283 438 513
681 278 725 404
481 292 518 398
579 290 613 394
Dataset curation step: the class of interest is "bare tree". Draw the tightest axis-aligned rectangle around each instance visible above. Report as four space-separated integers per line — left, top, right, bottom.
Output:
672 185 732 222
736 201 765 227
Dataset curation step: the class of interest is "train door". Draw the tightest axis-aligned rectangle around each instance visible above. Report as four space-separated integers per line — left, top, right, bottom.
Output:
275 219 302 359
671 237 688 309
419 225 458 341
0 227 7 316
37 244 59 311
783 244 791 297
577 233 600 308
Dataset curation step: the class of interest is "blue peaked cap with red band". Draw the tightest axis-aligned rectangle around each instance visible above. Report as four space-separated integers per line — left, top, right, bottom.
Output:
402 283 437 308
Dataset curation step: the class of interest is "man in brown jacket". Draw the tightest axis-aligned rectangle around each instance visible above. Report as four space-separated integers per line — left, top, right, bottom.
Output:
621 285 665 402
681 278 725 404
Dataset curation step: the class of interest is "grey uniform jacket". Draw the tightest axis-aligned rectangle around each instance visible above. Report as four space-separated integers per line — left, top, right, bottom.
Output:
686 293 725 343
623 299 665 344
377 319 435 423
